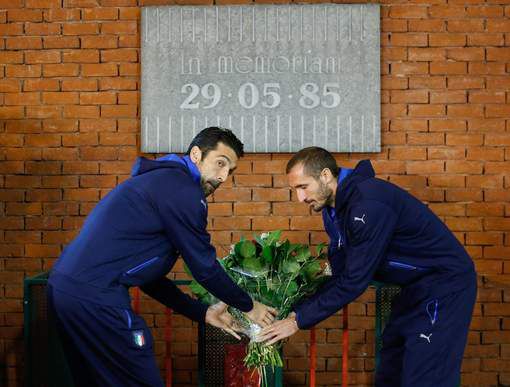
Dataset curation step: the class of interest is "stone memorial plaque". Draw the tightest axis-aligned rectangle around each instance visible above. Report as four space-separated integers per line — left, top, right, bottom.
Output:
141 4 380 153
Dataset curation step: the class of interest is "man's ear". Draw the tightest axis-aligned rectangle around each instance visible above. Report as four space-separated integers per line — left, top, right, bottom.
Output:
319 168 334 185
189 146 202 164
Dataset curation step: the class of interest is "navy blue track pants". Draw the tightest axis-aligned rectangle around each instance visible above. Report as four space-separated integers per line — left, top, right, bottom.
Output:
375 279 477 387
47 284 164 387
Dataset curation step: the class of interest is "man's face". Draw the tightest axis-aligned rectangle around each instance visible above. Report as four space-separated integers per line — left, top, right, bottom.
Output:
191 142 238 197
287 163 334 212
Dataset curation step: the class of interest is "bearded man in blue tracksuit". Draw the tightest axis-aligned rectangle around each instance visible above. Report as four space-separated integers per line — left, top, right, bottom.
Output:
260 147 477 387
47 127 276 387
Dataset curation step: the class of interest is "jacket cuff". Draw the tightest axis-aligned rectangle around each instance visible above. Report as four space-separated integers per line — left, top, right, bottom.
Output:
293 305 310 330
195 302 209 323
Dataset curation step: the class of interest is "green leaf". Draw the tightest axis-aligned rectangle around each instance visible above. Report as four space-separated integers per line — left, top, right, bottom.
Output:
238 240 256 259
266 230 282 245
223 248 240 268
303 261 321 281
278 240 290 254
284 244 300 259
295 247 311 262
234 236 246 257
282 259 300 274
241 256 264 273
261 245 273 264
255 230 282 247
189 280 208 298
284 280 298 297
301 276 329 296
259 285 277 307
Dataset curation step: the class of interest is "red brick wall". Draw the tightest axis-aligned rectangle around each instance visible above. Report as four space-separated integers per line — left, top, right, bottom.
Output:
1 0 509 385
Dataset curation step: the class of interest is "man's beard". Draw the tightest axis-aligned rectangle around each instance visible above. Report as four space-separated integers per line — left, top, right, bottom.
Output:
201 178 220 197
309 183 334 212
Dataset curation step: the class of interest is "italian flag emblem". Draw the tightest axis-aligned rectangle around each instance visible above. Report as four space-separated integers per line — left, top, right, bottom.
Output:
133 330 145 347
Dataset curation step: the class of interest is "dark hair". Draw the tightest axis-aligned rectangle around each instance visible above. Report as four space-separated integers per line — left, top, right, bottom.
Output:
286 147 339 178
186 127 244 158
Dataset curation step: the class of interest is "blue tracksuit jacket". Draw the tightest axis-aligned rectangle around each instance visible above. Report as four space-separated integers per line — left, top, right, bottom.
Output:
49 155 253 321
294 160 476 329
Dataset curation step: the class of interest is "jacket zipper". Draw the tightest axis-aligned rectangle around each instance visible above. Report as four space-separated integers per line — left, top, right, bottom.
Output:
426 300 439 325
125 256 159 275
334 218 343 248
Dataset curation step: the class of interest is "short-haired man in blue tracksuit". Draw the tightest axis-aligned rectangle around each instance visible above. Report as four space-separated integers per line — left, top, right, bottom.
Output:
260 147 477 386
47 127 276 387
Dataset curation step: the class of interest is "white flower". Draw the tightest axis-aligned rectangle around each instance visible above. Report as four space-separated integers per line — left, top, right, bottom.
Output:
260 232 269 240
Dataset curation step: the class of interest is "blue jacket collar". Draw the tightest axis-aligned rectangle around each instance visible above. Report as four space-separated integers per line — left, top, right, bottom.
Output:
335 160 375 211
131 154 202 186
326 167 353 220
155 154 201 185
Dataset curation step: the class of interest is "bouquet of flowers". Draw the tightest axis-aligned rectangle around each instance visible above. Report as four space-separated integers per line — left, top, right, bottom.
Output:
187 231 329 383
